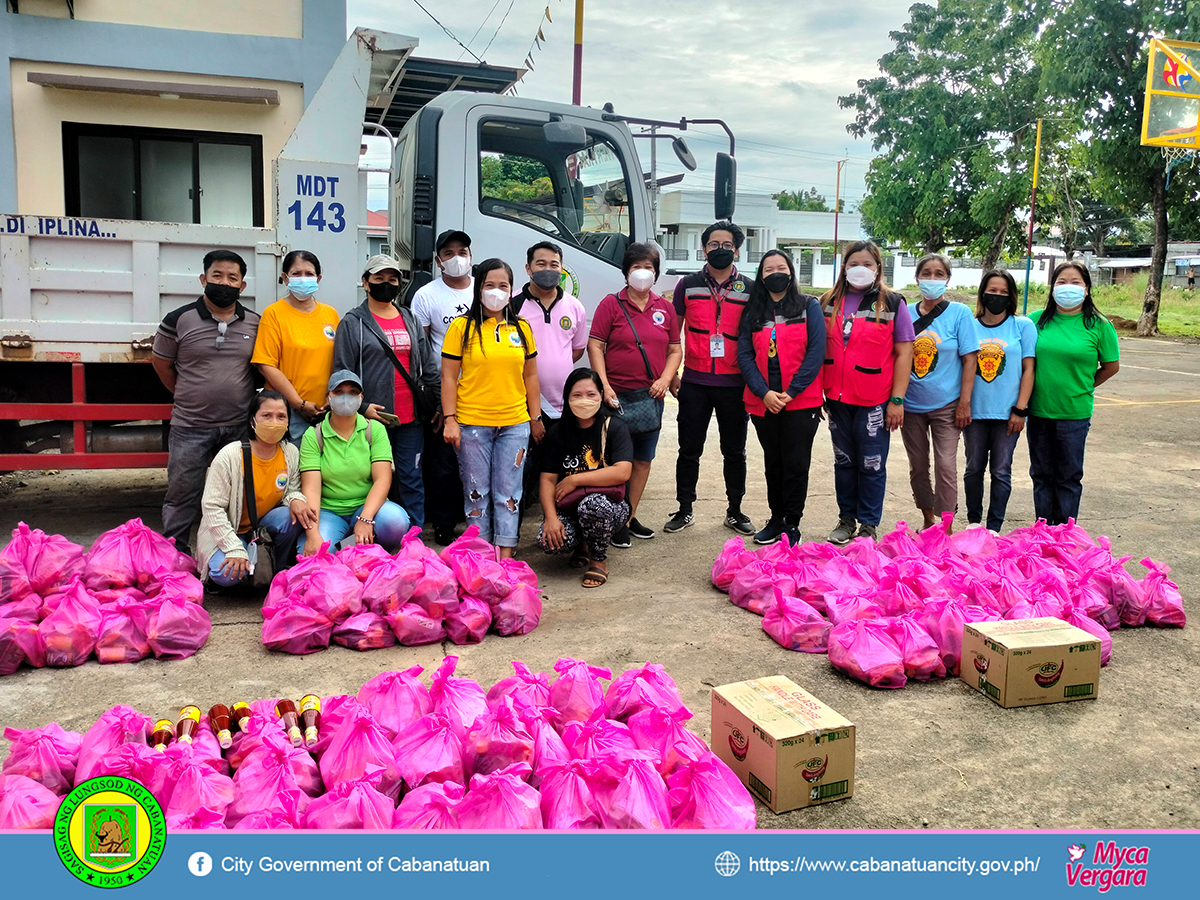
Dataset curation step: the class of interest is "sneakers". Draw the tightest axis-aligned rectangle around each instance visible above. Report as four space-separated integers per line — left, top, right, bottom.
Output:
724 511 756 536
828 517 857 546
782 522 802 546
628 517 656 540
432 525 458 546
663 509 695 533
611 524 632 549
855 523 878 541
754 518 784 545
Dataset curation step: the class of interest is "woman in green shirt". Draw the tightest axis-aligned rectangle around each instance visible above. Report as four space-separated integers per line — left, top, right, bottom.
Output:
1026 262 1120 525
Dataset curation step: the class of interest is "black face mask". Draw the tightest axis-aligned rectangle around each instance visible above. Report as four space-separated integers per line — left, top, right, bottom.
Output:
763 272 792 294
530 269 561 290
707 248 735 270
367 281 401 304
982 292 1010 315
204 282 240 308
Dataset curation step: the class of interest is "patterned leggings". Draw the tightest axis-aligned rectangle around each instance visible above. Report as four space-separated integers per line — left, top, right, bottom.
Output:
537 493 631 562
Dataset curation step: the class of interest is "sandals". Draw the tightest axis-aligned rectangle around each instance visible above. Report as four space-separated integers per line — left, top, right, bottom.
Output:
582 564 608 588
569 550 590 569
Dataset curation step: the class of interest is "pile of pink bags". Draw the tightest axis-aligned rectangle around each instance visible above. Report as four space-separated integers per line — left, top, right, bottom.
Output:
261 525 542 655
713 516 1187 690
0 520 210 675
0 655 756 830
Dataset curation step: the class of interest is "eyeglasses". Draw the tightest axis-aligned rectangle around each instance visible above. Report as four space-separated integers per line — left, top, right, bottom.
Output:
215 320 228 349
706 241 736 251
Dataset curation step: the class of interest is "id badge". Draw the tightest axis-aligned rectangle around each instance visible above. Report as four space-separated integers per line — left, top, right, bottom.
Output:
709 335 725 358
245 540 258 576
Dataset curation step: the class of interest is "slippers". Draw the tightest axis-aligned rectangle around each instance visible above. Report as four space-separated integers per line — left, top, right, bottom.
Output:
582 565 608 588
569 551 589 569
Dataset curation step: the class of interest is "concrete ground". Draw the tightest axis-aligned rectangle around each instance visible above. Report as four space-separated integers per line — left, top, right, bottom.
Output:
1 334 1196 829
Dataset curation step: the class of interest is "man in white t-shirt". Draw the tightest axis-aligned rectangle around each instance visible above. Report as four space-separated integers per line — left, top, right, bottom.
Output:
412 229 474 543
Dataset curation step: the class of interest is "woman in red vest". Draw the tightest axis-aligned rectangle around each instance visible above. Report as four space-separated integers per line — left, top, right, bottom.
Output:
821 241 915 544
737 250 827 545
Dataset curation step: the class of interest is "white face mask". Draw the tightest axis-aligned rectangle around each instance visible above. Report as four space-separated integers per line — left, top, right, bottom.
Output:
846 266 877 290
627 269 656 291
481 288 511 312
328 393 360 417
441 255 472 278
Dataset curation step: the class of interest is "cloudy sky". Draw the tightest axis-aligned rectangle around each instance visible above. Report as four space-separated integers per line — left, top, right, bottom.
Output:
347 0 915 210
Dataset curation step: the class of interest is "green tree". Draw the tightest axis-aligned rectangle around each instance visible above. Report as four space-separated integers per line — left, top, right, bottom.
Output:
775 187 839 212
481 154 554 203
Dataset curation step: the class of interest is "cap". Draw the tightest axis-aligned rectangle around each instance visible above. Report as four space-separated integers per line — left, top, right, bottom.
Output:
327 369 363 392
435 229 471 252
363 254 402 275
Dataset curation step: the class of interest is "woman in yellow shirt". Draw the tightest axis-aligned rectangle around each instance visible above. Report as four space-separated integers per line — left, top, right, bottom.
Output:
441 258 540 558
252 250 341 442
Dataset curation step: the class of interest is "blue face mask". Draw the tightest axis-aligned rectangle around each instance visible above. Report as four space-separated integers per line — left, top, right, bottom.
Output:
918 279 948 301
288 276 319 299
1054 284 1086 309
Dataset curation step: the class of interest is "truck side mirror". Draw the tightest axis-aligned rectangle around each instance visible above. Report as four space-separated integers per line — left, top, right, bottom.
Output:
543 120 588 149
672 137 697 171
715 152 736 219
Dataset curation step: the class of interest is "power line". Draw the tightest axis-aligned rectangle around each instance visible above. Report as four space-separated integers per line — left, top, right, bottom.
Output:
410 0 484 63
479 0 519 59
457 0 505 61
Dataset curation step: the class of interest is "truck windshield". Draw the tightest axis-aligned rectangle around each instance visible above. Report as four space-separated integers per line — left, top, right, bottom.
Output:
478 118 633 266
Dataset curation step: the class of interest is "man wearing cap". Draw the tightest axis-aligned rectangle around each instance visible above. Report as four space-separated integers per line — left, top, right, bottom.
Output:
152 248 261 558
297 369 411 554
333 254 439 531
411 229 473 543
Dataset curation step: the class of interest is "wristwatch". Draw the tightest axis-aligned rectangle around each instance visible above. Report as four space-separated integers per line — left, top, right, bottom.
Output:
1010 406 1029 417
889 396 905 406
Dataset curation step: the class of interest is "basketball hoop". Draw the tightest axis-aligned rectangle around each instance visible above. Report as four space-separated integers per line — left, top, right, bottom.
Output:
1162 145 1197 189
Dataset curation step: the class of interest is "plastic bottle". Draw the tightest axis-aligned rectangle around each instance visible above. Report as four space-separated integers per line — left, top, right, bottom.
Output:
299 695 321 749
276 699 302 747
209 704 233 749
231 701 253 734
151 719 174 752
176 706 201 744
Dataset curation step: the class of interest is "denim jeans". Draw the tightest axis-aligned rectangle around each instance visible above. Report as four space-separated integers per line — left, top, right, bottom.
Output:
675 381 748 513
963 419 1021 531
387 423 425 528
825 399 891 527
315 501 410 552
1027 415 1091 526
208 505 304 587
458 422 532 548
162 423 247 554
287 407 319 445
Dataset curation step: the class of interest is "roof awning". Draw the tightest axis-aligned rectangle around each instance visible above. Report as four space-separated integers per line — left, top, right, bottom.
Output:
27 71 279 104
365 55 525 133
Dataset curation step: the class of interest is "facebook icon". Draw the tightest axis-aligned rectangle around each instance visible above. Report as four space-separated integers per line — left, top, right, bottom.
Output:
188 852 213 877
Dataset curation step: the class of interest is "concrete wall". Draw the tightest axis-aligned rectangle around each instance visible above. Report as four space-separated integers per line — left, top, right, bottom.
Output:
12 0 304 37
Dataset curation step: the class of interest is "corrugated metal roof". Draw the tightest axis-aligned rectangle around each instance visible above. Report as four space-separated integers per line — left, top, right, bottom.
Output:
366 55 524 133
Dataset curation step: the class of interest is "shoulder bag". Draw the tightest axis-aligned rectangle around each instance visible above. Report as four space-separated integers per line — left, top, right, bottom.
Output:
240 441 276 587
613 297 665 435
362 313 438 423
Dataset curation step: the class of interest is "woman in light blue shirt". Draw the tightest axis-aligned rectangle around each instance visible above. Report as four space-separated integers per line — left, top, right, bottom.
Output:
900 254 979 531
965 270 1036 532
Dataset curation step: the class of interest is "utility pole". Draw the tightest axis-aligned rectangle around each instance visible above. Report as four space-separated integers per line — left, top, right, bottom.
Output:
1022 118 1044 314
572 0 584 105
649 125 659 233
832 158 848 282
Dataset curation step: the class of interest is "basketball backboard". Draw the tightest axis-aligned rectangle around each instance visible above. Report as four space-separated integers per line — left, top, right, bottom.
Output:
1142 38 1200 148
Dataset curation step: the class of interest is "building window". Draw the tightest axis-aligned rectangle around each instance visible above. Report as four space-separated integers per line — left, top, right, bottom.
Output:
63 122 264 226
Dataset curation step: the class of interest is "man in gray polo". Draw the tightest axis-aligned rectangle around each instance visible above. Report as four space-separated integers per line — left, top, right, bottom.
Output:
152 249 261 557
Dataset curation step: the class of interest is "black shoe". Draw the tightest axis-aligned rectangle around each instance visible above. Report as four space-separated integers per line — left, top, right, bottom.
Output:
782 522 802 546
663 509 694 533
611 524 632 549
433 525 457 546
754 518 784 545
724 511 755 536
628 517 656 540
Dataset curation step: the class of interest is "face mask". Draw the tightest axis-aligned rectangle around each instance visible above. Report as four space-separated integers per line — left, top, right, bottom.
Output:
441 255 472 278
481 288 511 312
763 272 792 294
707 247 735 270
367 281 400 304
1054 284 1087 309
918 279 948 301
982 292 1010 315
627 269 656 291
254 420 288 444
530 269 561 290
569 396 602 419
328 393 360 417
287 276 319 299
845 266 877 290
204 282 240 308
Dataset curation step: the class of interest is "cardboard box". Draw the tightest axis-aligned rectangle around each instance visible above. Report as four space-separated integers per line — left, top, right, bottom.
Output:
961 617 1102 709
711 676 855 814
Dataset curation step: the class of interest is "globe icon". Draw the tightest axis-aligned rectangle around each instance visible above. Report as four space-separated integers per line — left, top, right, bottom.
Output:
714 850 741 877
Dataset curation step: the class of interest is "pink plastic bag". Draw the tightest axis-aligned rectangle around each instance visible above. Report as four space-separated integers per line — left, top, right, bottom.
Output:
410 557 459 618
444 595 492 645
332 611 396 651
491 583 542 636
262 599 333 655
729 559 794 616
95 596 153 664
37 576 101 666
950 526 999 559
429 656 489 738
520 706 570 788
1140 558 1187 627
143 570 205 607
319 707 402 800
538 758 603 828
1 617 41 674
762 591 832 653
824 590 887 626
913 511 956 559
305 695 365 762
915 598 994 677
666 754 756 829
549 657 612 727
499 557 538 591
0 773 61 828
0 592 43 623
227 738 319 827
336 543 395 581
147 595 212 660
487 661 551 714
604 662 688 721
303 769 395 829
441 525 510 605
2 722 83 795
300 563 363 622
360 557 426 617
160 750 235 822
357 666 432 738
0 524 85 599
262 543 335 610
385 603 445 646
167 808 228 830
230 788 305 829
562 711 638 761
627 707 709 777
884 614 947 682
828 619 907 689
84 518 194 590
591 751 671 829
711 536 755 592
392 781 463 829
1110 557 1148 626
456 763 543 829
876 521 922 560
391 713 464 789
1063 604 1113 666
462 698 535 778
88 742 170 799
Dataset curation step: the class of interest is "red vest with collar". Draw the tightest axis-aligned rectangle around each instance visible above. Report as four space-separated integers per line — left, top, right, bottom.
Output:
679 270 749 375
823 289 903 407
744 312 823 415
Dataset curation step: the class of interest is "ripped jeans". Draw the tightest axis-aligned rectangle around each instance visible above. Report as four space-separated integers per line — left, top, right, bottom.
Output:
826 398 891 527
457 422 532 548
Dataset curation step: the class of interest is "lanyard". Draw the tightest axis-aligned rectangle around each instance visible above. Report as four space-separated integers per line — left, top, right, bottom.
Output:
707 271 734 327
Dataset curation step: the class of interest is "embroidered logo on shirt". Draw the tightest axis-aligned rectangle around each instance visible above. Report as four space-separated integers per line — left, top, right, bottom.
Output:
323 324 336 340
651 310 666 326
508 331 523 347
559 315 572 331
977 340 1007 383
732 280 745 292
274 472 289 490
912 334 940 379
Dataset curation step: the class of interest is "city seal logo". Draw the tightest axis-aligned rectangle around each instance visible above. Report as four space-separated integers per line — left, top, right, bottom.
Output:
275 471 289 490
559 315 573 331
508 330 523 347
732 280 745 293
323 323 336 341
912 334 939 379
977 341 1006 383
55 775 165 888
651 310 666 326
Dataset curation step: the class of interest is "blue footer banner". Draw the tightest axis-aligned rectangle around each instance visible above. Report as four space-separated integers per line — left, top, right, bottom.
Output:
1 829 1196 898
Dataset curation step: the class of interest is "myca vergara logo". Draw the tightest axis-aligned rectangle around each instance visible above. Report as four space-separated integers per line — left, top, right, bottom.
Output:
1066 841 1149 891
55 776 165 888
